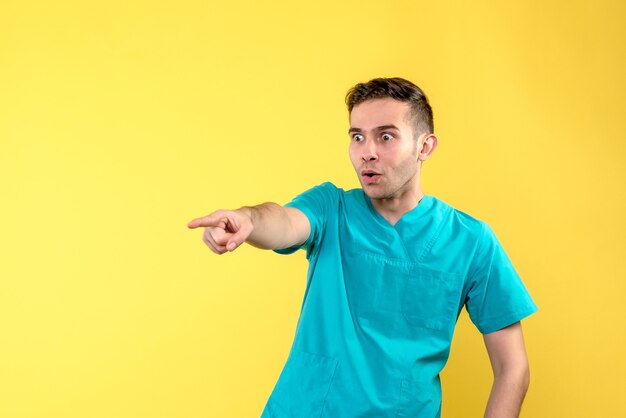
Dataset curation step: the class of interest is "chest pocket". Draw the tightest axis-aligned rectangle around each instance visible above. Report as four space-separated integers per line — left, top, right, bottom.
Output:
400 268 462 331
344 250 462 332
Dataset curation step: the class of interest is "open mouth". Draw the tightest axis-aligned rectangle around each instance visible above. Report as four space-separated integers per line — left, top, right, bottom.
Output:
361 170 382 184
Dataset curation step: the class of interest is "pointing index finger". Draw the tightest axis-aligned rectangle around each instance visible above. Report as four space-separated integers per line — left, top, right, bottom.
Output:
187 213 223 229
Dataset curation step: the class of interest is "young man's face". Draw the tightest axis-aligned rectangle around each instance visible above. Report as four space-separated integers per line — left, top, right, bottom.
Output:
348 98 422 200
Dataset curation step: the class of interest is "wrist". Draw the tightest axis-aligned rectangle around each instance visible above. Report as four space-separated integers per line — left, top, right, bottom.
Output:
236 206 255 224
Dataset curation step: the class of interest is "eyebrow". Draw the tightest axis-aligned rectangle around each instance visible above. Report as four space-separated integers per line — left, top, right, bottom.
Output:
348 124 401 134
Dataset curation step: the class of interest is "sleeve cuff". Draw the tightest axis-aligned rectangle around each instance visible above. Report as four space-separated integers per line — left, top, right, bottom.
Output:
272 203 317 256
476 303 539 334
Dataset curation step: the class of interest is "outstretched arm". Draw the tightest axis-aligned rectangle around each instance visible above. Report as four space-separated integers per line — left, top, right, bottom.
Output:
483 321 531 418
187 203 310 254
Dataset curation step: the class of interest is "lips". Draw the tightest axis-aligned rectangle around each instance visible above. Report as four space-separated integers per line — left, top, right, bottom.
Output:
361 169 382 184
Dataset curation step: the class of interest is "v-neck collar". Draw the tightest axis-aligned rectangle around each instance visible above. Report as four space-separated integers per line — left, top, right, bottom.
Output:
362 190 434 229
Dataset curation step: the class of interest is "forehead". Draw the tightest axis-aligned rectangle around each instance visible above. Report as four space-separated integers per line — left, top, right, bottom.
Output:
349 98 412 129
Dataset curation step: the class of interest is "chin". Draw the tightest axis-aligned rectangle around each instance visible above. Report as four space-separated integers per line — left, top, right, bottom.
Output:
362 186 388 200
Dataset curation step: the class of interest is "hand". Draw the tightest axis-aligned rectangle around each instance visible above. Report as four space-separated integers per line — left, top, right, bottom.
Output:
187 209 253 254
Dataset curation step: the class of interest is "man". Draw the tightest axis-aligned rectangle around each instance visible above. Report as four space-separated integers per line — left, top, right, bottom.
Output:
188 78 538 418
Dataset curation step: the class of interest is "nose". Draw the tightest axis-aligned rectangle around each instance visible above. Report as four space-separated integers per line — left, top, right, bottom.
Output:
362 141 378 162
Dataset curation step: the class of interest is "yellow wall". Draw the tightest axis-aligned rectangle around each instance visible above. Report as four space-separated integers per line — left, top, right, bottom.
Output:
1 1 624 416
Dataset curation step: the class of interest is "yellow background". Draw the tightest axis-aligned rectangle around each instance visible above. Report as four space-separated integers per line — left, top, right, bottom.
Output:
1 0 625 417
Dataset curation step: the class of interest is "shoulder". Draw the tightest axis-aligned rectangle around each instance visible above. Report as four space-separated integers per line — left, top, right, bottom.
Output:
304 181 342 195
290 181 341 200
429 196 487 239
286 182 351 213
431 198 512 268
301 181 363 202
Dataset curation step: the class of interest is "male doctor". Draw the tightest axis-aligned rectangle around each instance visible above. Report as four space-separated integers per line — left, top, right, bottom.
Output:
188 77 538 418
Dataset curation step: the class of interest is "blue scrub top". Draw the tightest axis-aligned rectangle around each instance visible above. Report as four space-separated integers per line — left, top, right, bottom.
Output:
261 182 538 418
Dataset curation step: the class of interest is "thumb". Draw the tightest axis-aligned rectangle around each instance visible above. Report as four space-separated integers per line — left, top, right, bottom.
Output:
226 223 252 251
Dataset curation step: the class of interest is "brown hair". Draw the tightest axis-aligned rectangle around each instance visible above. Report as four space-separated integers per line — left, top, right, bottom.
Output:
345 77 434 136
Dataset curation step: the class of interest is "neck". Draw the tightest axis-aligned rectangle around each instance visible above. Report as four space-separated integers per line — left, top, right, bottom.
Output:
371 183 425 226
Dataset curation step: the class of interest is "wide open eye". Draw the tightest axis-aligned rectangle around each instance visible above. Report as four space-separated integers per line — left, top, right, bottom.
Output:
382 133 393 141
352 134 364 142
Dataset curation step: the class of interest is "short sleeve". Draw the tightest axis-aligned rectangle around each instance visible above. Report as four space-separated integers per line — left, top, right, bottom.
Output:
465 222 538 334
273 182 338 258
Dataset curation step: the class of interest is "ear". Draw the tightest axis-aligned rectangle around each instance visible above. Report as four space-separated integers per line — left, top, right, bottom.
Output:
417 133 438 162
